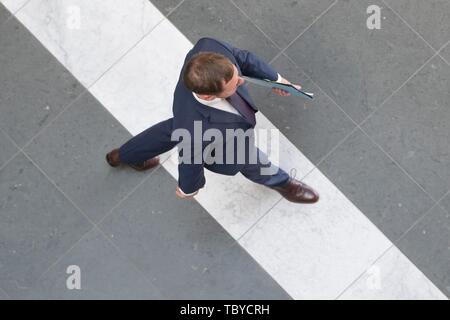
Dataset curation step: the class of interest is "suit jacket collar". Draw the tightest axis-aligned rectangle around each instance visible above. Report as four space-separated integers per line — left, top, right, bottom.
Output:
195 101 249 125
194 84 257 125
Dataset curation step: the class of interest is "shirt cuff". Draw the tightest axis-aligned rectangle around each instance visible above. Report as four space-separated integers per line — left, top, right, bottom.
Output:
277 73 283 82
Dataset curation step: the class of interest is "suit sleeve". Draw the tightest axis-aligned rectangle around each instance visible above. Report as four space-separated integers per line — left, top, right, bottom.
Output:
176 134 206 194
178 161 206 195
214 39 279 81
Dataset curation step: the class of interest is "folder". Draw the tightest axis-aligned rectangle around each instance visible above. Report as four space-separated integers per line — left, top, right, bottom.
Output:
242 76 314 99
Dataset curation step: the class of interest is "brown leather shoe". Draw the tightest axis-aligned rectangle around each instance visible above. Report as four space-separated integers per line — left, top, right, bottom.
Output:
106 148 160 171
128 157 160 171
106 149 121 167
270 178 319 204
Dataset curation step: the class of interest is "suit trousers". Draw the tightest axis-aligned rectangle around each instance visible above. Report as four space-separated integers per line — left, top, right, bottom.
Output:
118 118 290 188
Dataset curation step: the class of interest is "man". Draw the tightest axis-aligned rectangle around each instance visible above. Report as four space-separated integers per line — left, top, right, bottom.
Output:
106 37 319 203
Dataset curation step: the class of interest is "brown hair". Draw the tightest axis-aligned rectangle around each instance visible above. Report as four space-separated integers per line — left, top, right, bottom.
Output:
183 52 234 95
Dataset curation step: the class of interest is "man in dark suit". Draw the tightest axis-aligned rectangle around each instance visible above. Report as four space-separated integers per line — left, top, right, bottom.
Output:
106 37 319 203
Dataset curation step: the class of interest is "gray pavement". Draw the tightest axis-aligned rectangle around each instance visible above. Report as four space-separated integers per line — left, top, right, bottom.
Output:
0 0 449 299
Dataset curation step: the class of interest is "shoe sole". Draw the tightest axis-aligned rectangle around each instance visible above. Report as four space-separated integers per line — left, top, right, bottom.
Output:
128 158 160 171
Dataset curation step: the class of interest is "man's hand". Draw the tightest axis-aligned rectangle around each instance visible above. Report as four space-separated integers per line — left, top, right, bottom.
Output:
176 186 198 200
272 76 301 96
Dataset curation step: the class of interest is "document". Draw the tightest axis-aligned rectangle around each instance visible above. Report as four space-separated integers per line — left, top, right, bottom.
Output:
242 76 314 99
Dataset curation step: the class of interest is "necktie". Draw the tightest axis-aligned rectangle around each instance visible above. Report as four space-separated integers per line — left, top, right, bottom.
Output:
226 91 256 127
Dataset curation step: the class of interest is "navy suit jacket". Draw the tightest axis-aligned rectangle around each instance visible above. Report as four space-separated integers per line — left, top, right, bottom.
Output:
172 37 279 194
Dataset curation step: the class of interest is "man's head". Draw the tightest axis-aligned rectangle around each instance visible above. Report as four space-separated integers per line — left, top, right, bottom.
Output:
183 52 245 100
